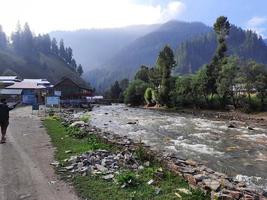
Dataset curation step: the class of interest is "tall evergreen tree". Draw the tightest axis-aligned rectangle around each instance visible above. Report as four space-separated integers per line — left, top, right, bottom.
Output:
0 25 7 49
70 58 77 70
59 39 66 60
205 16 230 96
21 22 34 55
11 22 22 52
65 47 73 64
77 64 84 76
51 38 59 55
156 45 176 105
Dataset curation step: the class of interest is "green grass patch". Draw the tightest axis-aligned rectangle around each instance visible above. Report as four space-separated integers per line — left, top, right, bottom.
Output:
44 118 113 161
44 118 209 200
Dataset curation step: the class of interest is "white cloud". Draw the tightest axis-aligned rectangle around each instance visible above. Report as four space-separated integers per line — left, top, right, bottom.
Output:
247 16 267 27
246 16 267 37
0 0 186 35
162 1 186 21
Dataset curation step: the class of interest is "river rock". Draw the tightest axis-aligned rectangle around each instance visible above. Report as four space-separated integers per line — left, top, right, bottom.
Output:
228 123 236 128
103 174 114 180
184 174 197 186
127 121 137 125
203 179 221 191
70 121 85 128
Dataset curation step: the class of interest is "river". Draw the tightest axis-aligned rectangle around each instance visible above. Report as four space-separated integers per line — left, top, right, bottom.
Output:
90 104 267 191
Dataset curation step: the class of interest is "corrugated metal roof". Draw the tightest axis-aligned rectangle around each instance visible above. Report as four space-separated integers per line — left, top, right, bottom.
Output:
0 89 22 95
24 79 51 84
6 81 46 89
0 76 18 81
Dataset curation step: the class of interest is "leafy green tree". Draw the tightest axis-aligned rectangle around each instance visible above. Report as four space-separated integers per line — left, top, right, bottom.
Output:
119 79 129 91
241 61 267 110
144 88 153 105
110 81 122 100
216 56 239 108
124 80 150 106
156 45 176 106
135 65 150 82
0 25 7 49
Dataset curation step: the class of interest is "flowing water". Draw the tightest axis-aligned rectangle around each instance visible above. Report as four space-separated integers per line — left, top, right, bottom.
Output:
91 104 267 191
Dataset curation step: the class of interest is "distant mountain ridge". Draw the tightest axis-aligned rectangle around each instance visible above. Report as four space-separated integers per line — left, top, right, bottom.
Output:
175 26 267 74
50 24 160 71
85 21 211 91
51 20 267 92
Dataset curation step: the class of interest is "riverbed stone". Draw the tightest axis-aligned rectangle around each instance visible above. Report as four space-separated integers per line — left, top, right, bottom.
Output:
203 179 221 191
184 174 197 186
70 121 85 127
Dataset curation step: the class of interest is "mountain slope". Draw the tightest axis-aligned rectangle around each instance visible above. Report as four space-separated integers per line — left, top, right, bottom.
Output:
175 26 267 74
0 50 88 87
85 21 211 91
50 24 160 71
265 39 267 45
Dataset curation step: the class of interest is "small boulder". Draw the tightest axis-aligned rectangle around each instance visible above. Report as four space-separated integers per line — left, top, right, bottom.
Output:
70 121 85 128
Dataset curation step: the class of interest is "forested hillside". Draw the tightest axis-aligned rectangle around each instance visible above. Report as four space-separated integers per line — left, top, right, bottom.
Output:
175 26 267 74
0 23 88 87
85 21 211 91
50 24 159 71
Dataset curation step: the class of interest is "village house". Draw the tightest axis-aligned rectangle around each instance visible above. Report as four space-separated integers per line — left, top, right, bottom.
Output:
53 77 92 104
6 79 53 104
0 76 22 88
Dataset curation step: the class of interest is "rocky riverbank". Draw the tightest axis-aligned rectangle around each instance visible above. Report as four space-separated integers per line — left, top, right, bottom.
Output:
59 109 267 200
144 106 267 129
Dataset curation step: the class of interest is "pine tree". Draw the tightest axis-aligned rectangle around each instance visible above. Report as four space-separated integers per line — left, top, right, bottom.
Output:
59 39 66 60
156 45 176 105
206 16 230 96
21 22 34 55
11 22 22 52
51 38 59 55
0 25 7 49
65 47 73 64
77 64 83 76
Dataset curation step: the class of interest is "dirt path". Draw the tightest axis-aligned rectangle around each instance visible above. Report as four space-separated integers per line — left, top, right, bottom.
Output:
0 106 79 200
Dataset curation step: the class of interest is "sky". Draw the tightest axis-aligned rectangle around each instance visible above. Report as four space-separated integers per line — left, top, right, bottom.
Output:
0 0 267 38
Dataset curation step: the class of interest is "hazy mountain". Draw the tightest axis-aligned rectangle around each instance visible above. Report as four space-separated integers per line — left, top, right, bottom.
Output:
85 21 211 91
265 39 267 45
0 50 88 87
175 26 267 74
50 24 160 71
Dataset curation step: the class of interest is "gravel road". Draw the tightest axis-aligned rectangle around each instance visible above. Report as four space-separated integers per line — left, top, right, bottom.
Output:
0 106 79 200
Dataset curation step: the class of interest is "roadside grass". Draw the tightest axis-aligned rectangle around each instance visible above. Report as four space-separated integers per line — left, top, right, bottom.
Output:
44 118 209 200
43 118 113 161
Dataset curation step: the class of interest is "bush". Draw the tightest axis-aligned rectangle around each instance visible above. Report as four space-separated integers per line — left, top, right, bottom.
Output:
116 170 139 188
124 80 150 106
80 113 91 123
67 126 88 139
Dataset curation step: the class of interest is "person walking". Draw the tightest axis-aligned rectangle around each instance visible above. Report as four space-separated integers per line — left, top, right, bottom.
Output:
0 98 18 143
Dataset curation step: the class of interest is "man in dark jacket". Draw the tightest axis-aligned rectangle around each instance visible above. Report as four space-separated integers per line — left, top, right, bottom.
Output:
0 98 18 143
